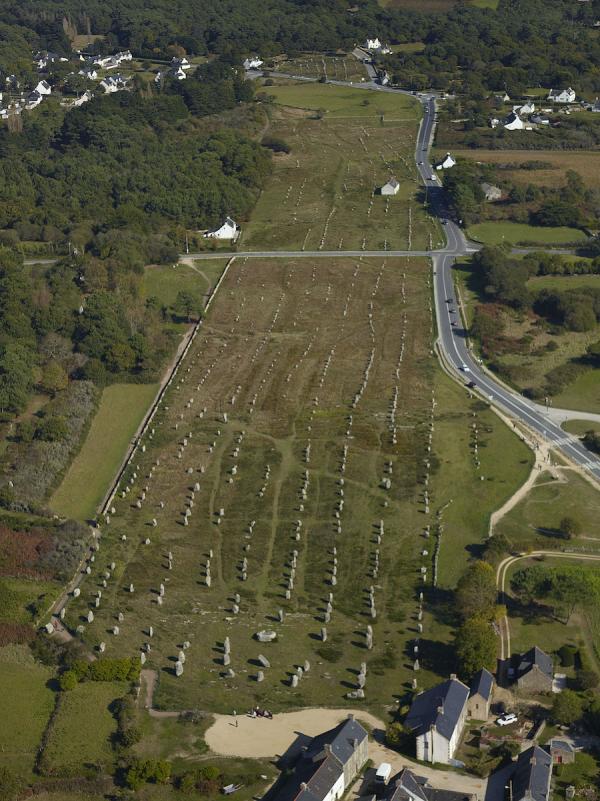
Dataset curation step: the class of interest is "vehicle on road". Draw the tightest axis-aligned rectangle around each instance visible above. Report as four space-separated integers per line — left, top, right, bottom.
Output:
467 380 476 388
497 713 518 727
459 364 470 372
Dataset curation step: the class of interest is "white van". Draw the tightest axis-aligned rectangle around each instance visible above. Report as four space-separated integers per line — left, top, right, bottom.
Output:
375 762 392 787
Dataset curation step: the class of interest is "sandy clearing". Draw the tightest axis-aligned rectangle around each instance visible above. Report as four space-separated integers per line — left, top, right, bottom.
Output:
205 708 384 758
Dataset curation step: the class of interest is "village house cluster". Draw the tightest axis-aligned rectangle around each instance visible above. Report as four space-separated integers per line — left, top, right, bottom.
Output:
488 87 594 132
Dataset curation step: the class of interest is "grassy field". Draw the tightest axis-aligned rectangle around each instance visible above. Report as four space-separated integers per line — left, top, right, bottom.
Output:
453 149 600 189
495 470 600 552
243 81 439 252
467 221 587 246
50 383 159 520
0 645 55 778
43 681 125 772
144 261 228 310
562 419 600 436
379 0 497 9
432 374 533 587
527 273 600 293
553 369 600 413
0 576 62 624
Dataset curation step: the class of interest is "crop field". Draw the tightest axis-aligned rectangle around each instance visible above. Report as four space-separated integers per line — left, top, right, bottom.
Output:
51 383 160 521
276 54 368 82
243 82 440 252
61 253 454 715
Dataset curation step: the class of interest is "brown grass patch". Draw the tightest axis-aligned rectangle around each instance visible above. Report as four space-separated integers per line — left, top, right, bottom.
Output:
453 149 600 188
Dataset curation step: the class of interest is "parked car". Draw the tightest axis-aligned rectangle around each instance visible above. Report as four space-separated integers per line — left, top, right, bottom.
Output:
497 713 518 727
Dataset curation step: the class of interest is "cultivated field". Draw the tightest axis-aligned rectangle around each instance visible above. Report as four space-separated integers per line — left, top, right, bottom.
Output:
244 82 441 252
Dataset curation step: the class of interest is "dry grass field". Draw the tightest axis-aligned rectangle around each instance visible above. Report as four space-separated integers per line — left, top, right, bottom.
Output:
452 149 600 189
276 54 368 82
244 82 442 252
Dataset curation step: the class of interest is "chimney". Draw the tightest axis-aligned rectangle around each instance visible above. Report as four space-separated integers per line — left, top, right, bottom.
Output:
347 713 354 721
437 705 444 715
352 738 358 749
300 783 308 791
325 744 332 755
530 757 537 766
450 673 457 680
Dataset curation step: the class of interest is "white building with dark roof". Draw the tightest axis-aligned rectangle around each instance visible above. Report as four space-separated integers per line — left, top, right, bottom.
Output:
203 217 240 241
381 177 400 196
467 668 494 718
548 88 576 104
405 677 470 764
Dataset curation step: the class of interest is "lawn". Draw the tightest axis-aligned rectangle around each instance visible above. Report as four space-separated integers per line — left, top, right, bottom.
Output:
527 273 600 293
554 369 600 413
467 221 587 247
432 373 533 588
0 576 62 624
265 81 421 118
0 645 55 778
495 470 600 552
562 419 600 437
144 261 228 310
43 681 126 772
50 382 159 521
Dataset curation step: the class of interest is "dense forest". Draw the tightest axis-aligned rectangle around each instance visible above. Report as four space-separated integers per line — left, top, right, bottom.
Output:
385 0 600 95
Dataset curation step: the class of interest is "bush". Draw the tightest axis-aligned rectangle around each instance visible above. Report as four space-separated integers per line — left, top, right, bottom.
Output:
576 669 599 690
261 135 291 153
59 670 79 691
558 644 577 667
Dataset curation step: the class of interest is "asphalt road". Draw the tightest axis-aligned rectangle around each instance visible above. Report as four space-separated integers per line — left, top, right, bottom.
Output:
188 73 600 479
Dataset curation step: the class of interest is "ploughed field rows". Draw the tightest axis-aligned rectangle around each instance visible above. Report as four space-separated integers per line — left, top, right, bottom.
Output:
242 102 438 253
64 256 439 714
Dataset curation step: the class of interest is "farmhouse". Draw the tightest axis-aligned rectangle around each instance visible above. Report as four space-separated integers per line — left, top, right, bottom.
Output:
382 768 476 801
79 66 98 80
548 87 576 104
171 56 191 71
25 90 43 110
203 217 241 241
467 668 494 718
366 37 381 50
435 153 456 170
381 177 400 196
515 646 554 692
480 183 502 202
514 102 535 116
276 715 368 801
100 75 129 94
530 114 550 126
404 676 470 764
510 745 552 801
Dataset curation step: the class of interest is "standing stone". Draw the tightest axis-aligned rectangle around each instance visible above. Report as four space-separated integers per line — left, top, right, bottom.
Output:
175 661 184 677
257 670 264 683
321 627 327 642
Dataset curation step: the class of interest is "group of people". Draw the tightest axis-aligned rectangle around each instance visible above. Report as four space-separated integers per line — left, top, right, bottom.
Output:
247 706 273 719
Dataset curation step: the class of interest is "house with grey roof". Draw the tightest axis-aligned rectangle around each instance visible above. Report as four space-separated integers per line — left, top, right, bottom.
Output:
548 739 575 765
382 768 476 801
467 668 494 719
381 177 400 195
510 745 552 801
404 676 470 764
516 646 553 692
275 715 368 801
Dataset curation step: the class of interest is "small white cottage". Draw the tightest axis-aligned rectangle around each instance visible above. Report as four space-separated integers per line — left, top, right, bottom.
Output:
381 177 400 196
204 217 240 241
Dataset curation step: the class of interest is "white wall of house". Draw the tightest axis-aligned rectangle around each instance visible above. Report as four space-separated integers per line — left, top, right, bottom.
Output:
323 772 345 801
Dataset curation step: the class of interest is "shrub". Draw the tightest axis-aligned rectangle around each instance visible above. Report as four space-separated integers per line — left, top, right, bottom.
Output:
558 644 577 667
576 669 599 690
59 670 79 691
261 135 291 154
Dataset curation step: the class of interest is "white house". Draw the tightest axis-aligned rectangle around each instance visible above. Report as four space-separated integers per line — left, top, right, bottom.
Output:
435 153 456 170
171 67 187 81
204 217 240 241
25 90 43 110
34 80 51 95
504 111 526 130
405 677 470 764
548 87 576 104
490 117 500 129
366 37 381 50
243 56 263 70
171 57 191 71
531 113 550 126
72 90 93 107
381 177 400 196
99 74 129 93
480 182 502 202
79 67 98 80
514 101 535 115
